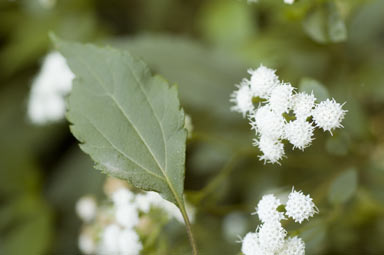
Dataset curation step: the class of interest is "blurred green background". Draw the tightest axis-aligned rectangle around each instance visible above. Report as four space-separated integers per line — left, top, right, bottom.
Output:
1 0 384 254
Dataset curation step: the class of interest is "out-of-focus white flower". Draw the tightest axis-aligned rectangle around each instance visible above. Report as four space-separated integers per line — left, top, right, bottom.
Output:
76 196 97 222
292 92 316 120
78 233 96 255
241 232 267 255
279 236 305 255
284 0 295 4
312 98 347 134
230 79 254 117
184 114 194 138
223 212 248 242
268 83 295 114
285 188 318 224
99 224 121 254
112 188 135 208
38 0 56 9
253 194 285 223
254 135 285 164
115 204 139 229
27 52 74 125
284 120 314 150
248 65 280 99
118 228 143 255
134 191 195 224
250 106 286 139
258 221 287 252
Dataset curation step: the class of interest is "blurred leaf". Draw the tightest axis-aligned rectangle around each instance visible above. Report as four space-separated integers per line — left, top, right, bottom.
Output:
328 168 358 204
198 0 255 48
302 2 347 44
55 38 187 208
299 77 329 101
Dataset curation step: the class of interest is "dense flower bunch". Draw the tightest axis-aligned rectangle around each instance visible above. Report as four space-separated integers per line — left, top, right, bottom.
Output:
230 65 347 164
241 188 318 255
76 178 195 255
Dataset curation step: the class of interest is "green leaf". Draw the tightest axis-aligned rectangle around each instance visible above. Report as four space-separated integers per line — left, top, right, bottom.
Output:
54 38 187 207
328 168 358 204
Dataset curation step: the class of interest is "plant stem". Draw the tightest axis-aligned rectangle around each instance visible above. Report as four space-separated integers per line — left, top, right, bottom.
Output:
180 204 198 255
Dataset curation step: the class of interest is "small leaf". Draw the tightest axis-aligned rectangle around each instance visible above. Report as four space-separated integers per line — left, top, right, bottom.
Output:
328 168 358 204
53 38 187 208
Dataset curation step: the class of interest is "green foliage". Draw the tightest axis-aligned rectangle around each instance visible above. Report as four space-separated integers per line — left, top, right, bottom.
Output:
328 168 358 204
299 77 329 101
54 38 187 208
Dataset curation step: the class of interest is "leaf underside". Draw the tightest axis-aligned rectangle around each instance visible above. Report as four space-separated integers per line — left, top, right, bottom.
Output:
55 38 187 206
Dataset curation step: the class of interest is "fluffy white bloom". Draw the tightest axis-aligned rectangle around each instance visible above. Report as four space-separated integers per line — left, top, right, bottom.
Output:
241 232 268 255
254 135 285 164
279 236 305 255
284 120 314 150
292 92 316 120
248 65 280 99
115 204 139 229
253 194 285 223
112 188 135 208
268 83 295 114
285 188 318 224
258 221 287 252
118 228 143 255
312 98 347 134
250 106 286 139
76 196 97 222
230 80 254 117
99 224 121 254
27 52 74 125
78 233 96 254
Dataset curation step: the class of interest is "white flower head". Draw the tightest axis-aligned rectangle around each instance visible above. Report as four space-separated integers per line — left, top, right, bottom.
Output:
118 228 143 255
258 221 287 252
279 236 305 255
115 204 139 229
268 82 295 114
285 188 319 224
241 232 267 255
78 232 96 254
99 224 121 254
292 92 316 120
284 0 295 4
76 196 97 222
27 52 74 125
312 98 347 134
254 135 285 165
249 106 286 139
253 194 285 223
248 65 280 99
112 188 135 208
230 79 254 117
284 120 314 150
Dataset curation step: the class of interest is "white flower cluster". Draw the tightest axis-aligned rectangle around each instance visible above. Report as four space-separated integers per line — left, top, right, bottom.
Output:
230 65 347 164
76 187 195 255
241 188 318 255
27 51 74 125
